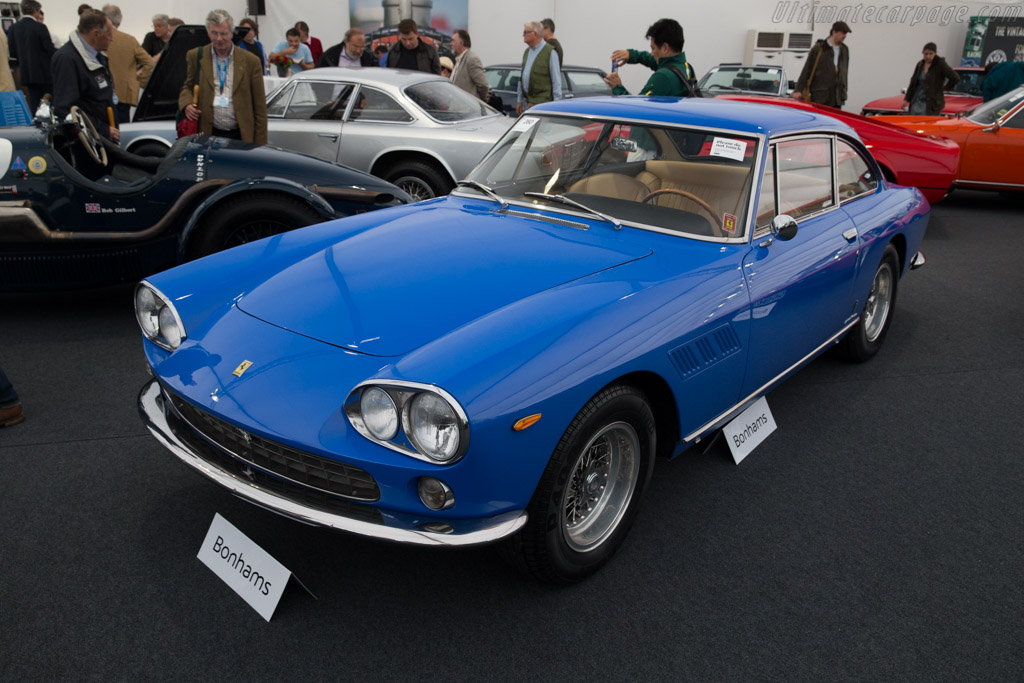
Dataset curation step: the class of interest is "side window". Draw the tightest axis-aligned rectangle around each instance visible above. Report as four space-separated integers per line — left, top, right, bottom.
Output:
836 139 878 201
776 138 835 220
1002 106 1024 130
347 87 414 123
484 69 504 89
266 83 294 118
283 81 353 121
756 146 777 232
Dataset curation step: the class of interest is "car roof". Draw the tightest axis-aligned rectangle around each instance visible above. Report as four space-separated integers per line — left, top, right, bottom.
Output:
707 64 781 70
287 67 448 86
529 96 855 138
486 63 605 73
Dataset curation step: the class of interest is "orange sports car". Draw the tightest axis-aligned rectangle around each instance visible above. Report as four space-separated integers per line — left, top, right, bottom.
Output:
875 86 1024 194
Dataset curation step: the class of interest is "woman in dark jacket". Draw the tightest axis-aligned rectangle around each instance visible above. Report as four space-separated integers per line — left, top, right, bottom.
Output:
903 42 959 115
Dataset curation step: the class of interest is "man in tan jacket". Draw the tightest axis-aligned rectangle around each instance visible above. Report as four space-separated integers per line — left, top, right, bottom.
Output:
101 5 154 123
0 30 16 92
179 9 267 144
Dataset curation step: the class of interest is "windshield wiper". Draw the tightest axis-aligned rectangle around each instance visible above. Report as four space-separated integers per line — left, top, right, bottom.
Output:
708 84 740 91
455 180 508 212
523 192 622 230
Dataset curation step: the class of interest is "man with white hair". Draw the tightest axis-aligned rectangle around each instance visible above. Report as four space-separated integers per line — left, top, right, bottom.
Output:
516 20 561 115
101 4 154 123
142 13 171 58
179 9 267 143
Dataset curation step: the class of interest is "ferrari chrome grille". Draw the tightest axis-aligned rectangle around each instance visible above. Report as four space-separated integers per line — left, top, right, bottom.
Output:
164 386 381 503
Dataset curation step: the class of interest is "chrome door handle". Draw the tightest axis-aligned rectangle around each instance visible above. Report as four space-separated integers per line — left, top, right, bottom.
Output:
318 133 339 141
842 228 858 242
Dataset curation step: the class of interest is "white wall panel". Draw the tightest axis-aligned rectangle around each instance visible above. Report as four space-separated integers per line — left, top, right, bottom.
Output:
40 0 1022 114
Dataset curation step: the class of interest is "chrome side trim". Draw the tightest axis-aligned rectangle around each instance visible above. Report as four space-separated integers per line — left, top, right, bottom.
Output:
683 319 858 444
139 380 526 546
956 179 1024 189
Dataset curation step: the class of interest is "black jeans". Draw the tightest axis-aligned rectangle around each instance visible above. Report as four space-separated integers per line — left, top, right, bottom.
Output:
211 126 242 140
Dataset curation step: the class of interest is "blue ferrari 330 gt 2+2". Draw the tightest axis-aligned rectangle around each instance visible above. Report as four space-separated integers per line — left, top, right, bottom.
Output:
137 97 928 583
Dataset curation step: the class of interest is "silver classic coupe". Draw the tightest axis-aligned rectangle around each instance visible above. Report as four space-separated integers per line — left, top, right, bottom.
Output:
122 65 513 202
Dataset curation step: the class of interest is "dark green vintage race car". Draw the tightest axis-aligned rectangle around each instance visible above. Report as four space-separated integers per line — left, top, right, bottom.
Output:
0 107 409 292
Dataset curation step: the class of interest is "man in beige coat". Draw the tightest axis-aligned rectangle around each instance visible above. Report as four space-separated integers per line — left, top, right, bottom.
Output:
450 29 487 101
179 9 267 144
101 5 154 123
0 30 15 92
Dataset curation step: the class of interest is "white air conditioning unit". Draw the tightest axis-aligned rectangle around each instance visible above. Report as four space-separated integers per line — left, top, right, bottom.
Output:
746 30 815 84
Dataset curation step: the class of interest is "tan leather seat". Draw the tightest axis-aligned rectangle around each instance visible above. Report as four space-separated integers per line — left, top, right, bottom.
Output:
568 173 651 202
635 161 751 235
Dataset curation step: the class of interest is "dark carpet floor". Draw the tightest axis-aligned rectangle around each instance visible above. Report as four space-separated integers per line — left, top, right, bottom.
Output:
1 189 1021 681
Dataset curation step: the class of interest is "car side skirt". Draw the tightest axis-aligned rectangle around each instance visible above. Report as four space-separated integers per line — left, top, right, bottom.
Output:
138 379 528 546
683 318 859 446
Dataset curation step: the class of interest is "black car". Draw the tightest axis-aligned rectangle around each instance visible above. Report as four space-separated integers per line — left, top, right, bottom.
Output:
483 64 611 115
0 108 408 292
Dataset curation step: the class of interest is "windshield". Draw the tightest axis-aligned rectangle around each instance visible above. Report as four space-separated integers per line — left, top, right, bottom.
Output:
699 67 783 95
967 87 1024 125
951 69 984 96
464 115 759 239
404 81 496 122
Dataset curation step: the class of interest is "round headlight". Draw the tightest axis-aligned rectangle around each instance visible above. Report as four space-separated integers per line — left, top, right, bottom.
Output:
360 387 399 441
135 286 161 338
158 306 183 349
407 392 460 462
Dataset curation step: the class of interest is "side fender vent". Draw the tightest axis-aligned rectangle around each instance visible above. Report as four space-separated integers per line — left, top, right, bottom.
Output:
669 324 741 380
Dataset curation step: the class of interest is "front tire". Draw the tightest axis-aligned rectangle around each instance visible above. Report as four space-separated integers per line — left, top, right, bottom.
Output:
838 243 899 362
502 385 656 583
383 160 453 202
190 194 324 258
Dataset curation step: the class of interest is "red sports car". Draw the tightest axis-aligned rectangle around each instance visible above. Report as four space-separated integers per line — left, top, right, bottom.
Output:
719 95 960 204
861 66 985 117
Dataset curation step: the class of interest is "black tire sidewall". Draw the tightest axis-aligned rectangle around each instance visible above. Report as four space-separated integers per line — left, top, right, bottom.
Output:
384 160 452 200
191 194 322 258
530 386 656 582
843 243 900 362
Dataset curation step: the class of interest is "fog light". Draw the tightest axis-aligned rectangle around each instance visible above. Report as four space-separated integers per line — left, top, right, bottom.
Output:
418 477 455 511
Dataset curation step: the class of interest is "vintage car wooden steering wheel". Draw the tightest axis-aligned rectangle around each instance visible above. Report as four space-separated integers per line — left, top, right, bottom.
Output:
641 188 718 225
70 105 107 166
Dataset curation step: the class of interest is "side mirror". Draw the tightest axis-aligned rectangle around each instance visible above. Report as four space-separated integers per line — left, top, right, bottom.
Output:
982 122 1000 133
759 214 798 247
772 214 799 240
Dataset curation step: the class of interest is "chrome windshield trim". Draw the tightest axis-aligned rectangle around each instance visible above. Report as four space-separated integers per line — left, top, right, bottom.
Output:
139 380 525 546
683 318 858 444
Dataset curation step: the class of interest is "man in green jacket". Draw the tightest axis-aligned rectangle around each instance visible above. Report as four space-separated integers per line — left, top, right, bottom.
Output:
605 18 697 97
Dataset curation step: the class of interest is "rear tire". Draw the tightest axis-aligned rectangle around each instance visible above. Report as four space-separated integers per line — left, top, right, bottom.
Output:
382 160 453 202
190 194 324 258
501 384 656 583
838 243 899 362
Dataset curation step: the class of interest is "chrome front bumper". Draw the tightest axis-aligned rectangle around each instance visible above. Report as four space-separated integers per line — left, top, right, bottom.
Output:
138 379 527 546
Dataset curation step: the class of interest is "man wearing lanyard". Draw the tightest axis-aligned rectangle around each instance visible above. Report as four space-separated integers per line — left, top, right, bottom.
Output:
179 9 267 143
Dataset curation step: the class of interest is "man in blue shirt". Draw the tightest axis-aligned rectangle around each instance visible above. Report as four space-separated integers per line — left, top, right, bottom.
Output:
269 28 313 76
516 21 561 115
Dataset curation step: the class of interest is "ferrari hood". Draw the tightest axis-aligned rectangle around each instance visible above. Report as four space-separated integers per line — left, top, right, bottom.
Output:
236 202 651 356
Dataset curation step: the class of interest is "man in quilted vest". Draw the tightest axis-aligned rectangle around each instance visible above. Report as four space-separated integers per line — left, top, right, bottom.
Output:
516 21 561 115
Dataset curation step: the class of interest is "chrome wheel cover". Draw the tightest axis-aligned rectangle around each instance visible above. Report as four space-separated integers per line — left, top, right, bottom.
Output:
560 421 641 553
394 175 436 202
863 260 894 342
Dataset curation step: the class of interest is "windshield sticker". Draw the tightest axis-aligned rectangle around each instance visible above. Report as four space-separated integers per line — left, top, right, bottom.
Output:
767 69 778 75
511 116 539 133
723 213 738 234
28 156 46 174
710 138 747 162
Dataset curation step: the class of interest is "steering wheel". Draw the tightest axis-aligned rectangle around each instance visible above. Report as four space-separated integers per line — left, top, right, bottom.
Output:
70 105 107 166
641 188 718 225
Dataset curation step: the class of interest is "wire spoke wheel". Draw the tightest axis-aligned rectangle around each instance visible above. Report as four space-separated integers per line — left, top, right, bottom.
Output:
862 260 894 343
394 175 437 202
221 219 291 249
561 421 641 553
